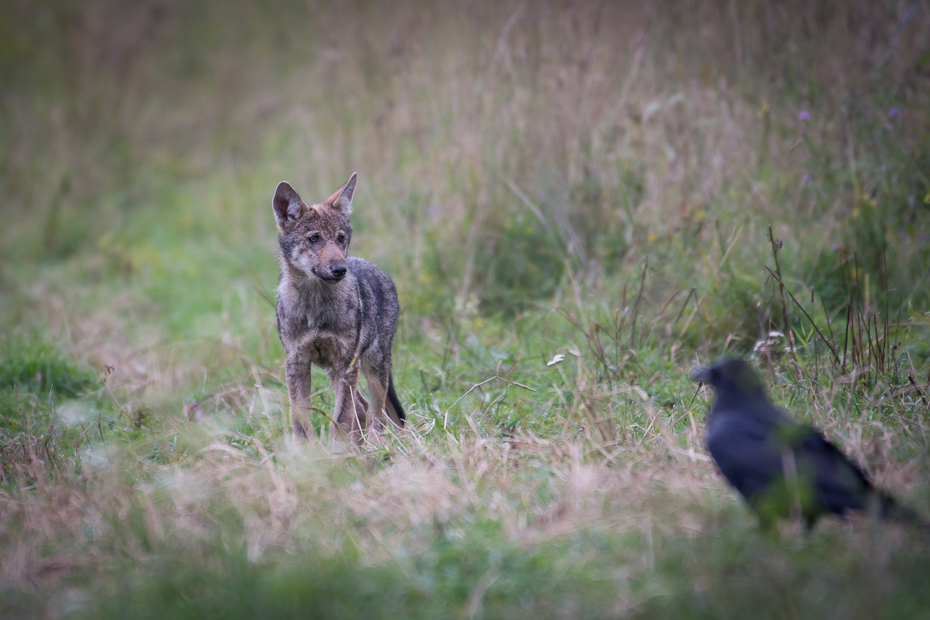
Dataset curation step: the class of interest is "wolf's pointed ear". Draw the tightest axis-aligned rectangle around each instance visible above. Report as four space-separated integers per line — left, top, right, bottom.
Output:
273 181 306 229
324 172 357 215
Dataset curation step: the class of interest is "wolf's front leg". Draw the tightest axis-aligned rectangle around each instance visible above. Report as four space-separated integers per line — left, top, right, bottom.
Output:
329 364 365 445
285 354 316 440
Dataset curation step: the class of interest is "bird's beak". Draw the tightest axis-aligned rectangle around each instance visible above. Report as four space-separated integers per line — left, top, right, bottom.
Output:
691 367 712 383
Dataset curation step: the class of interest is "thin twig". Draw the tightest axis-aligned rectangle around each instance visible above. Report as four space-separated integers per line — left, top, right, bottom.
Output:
251 267 277 309
630 258 649 348
764 266 839 365
877 0 927 70
443 375 536 429
819 293 836 359
768 225 790 340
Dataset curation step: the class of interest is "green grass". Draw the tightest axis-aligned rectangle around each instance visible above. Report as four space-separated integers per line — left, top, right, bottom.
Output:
84 521 626 620
1 0 930 617
0 338 96 399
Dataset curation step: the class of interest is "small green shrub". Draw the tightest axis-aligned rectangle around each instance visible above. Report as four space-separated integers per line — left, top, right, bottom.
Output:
478 209 566 314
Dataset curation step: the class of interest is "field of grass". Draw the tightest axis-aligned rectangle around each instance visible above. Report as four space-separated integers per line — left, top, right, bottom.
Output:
2 1 930 617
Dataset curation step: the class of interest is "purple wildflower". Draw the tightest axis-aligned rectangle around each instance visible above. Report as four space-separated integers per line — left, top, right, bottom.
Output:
888 107 900 119
798 109 810 121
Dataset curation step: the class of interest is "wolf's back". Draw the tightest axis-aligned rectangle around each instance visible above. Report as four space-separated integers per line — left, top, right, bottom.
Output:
349 257 400 331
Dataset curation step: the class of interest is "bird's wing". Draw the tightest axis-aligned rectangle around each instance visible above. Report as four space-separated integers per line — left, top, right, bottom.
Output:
707 413 783 500
795 428 871 513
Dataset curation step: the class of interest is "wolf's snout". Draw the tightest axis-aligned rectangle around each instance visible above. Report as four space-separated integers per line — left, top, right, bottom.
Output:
330 264 347 279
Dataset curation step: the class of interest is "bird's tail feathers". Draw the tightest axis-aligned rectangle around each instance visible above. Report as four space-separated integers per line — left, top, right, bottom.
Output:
872 491 930 530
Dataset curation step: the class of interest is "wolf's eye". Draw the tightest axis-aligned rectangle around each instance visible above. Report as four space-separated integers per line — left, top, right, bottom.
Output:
308 234 320 243
337 233 346 243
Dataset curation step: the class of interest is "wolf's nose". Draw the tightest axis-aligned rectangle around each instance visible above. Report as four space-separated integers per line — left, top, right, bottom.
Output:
331 264 347 278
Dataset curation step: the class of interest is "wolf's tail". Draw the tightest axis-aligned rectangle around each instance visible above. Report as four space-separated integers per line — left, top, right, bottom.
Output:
387 373 406 428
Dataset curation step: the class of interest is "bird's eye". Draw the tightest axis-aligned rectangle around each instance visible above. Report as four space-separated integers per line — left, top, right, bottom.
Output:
308 234 320 243
337 233 346 243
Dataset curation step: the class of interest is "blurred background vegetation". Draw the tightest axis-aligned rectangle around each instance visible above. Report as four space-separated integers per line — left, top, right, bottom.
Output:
3 0 928 332
1 0 930 617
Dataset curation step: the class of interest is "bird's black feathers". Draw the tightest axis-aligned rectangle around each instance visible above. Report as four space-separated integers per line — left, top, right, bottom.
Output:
694 358 923 529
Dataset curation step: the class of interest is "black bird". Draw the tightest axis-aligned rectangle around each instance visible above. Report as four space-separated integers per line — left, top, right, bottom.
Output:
693 358 921 530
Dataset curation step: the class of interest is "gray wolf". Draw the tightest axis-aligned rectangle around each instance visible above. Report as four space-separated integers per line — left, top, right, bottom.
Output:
693 358 922 530
272 172 405 444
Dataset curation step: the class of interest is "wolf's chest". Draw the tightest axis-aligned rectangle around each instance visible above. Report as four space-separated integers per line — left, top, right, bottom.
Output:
293 313 357 367
276 276 359 368
302 332 348 366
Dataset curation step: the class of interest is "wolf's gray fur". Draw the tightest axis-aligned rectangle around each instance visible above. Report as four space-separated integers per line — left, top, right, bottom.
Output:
272 172 405 444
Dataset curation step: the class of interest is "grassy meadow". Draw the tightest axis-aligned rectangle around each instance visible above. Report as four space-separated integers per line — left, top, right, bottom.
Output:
2 0 930 617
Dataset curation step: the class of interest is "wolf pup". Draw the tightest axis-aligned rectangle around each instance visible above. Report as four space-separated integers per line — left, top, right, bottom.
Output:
272 172 405 443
